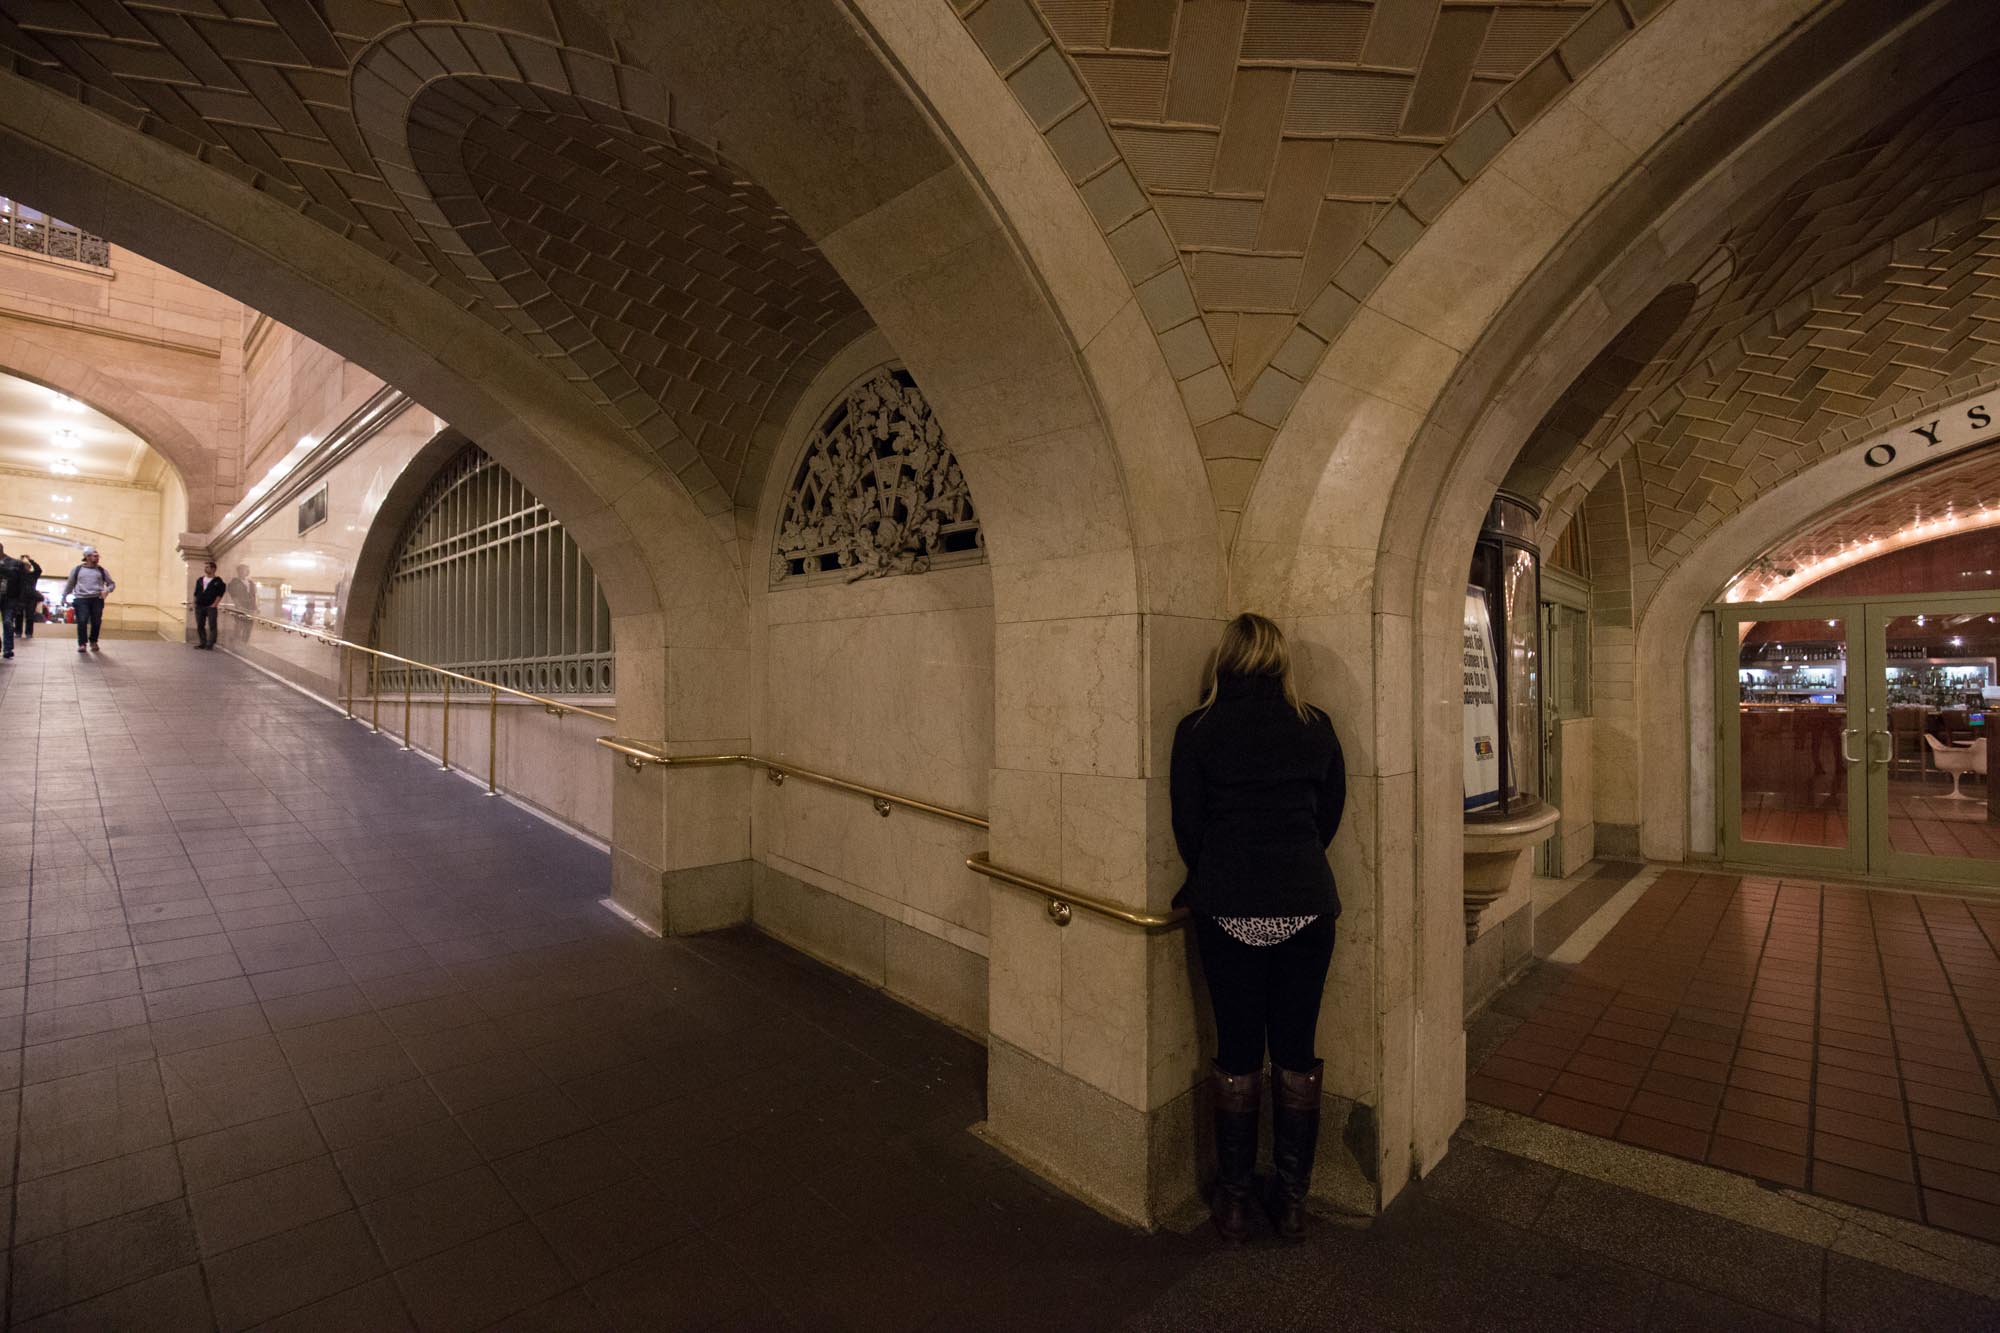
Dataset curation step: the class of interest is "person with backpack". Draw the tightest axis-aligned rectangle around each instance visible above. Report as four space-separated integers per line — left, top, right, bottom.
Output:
9 551 41 640
62 548 115 653
0 544 23 660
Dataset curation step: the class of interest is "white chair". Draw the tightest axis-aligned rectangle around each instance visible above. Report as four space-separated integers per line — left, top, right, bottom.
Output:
1925 735 1988 800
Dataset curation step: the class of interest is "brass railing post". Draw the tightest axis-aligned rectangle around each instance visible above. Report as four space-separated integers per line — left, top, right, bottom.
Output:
401 668 413 751
342 647 352 720
486 686 499 795
370 659 381 734
439 674 452 772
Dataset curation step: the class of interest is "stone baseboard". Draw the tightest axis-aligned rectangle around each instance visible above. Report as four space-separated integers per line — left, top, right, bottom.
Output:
983 1036 1187 1229
1595 823 1642 860
750 861 986 1038
1463 894 1535 1019
610 854 753 936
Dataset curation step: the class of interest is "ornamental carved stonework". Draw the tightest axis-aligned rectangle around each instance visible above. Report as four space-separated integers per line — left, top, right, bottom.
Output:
771 368 983 587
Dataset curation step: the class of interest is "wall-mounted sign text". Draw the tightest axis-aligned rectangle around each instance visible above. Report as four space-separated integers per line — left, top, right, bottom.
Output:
297 484 329 535
1859 393 1994 471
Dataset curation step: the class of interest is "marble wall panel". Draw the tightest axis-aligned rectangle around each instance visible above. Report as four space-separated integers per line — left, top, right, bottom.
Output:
1057 911 1149 1109
752 555 996 995
994 613 1144 777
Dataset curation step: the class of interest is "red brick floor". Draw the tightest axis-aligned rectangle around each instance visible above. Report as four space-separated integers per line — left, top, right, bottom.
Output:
1470 870 2000 1244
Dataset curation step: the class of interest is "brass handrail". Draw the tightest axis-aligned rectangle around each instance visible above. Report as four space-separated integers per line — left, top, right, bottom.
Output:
597 736 989 830
599 742 1174 929
200 604 615 723
966 854 1188 930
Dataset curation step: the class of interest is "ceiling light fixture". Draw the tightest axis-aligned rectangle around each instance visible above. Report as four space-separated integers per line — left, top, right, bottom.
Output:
49 459 78 476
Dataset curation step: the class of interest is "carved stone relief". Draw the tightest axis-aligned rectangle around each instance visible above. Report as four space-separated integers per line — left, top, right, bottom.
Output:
771 368 983 587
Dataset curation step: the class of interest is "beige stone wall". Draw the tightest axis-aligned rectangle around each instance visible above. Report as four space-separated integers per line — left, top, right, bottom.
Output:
750 566 995 1035
217 389 430 634
238 317 378 492
743 336 996 1036
0 243 241 528
1557 716 1596 876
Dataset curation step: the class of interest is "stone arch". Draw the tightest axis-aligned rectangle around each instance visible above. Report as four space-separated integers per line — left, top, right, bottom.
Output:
1634 379 2000 863
0 330 210 527
349 24 877 529
1230 0 2000 1197
0 61 732 661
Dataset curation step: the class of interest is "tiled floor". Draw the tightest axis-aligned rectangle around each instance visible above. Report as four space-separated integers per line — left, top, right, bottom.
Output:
0 640 1210 1331
5 640 1996 1331
1471 868 2000 1243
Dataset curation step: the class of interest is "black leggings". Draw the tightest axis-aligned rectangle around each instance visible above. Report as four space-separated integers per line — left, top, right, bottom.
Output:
1195 913 1336 1076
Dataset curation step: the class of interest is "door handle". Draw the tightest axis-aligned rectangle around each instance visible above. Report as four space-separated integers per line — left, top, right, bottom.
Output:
1869 730 1892 769
1841 728 1860 765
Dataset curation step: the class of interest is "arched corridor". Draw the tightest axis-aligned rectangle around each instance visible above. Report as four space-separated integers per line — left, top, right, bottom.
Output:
4 0 2000 1323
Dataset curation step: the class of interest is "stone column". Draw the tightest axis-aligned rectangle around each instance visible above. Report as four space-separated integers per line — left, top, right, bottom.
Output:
607 607 755 935
980 605 1221 1227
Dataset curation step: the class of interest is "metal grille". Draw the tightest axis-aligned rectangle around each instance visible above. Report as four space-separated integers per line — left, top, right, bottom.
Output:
373 444 613 696
771 366 982 586
0 198 110 267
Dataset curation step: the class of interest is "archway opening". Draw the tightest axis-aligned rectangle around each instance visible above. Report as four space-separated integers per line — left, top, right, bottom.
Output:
0 367 186 637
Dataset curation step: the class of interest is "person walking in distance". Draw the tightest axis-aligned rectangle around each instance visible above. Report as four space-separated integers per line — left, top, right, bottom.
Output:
191 561 226 650
0 544 23 661
1171 613 1346 1241
11 551 40 640
62 548 115 653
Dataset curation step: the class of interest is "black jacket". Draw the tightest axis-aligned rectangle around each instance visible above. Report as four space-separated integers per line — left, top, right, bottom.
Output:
192 576 228 609
1170 674 1345 919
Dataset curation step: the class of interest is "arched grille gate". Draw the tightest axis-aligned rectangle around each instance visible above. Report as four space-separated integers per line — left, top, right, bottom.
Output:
373 445 613 696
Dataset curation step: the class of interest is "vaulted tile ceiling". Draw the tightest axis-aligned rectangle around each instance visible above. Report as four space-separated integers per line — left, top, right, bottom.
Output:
1523 57 2000 619
0 2 865 515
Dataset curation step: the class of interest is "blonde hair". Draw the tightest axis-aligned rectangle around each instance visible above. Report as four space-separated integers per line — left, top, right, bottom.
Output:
1196 612 1314 723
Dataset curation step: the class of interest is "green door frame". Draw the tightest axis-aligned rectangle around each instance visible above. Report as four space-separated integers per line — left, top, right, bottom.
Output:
1861 592 2000 888
1539 570 1591 878
1714 599 1865 877
1713 589 2000 888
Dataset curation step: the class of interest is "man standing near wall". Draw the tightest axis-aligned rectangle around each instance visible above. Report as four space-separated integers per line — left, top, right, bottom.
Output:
62 548 114 653
191 561 225 650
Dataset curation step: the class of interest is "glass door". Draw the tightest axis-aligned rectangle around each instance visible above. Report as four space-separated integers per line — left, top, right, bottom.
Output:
1864 600 2000 884
1718 608 1865 874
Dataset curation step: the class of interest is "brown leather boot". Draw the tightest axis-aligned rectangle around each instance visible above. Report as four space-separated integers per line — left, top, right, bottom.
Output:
1210 1064 1260 1242
1269 1060 1323 1238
